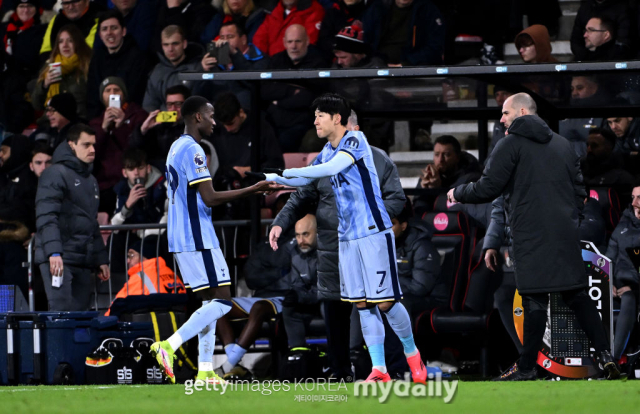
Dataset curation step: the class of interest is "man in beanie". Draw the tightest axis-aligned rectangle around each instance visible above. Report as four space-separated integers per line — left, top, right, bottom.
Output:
332 24 384 69
86 9 150 119
32 92 79 151
89 76 148 213
105 237 185 316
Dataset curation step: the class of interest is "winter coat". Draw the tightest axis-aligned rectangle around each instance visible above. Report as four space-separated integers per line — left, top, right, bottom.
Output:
581 38 632 62
153 0 215 50
579 198 606 248
0 19 46 78
200 7 267 44
0 135 37 232
111 165 167 226
130 121 185 171
230 44 270 71
362 0 445 65
570 0 632 62
86 36 151 118
272 147 405 301
39 2 105 58
454 115 588 294
606 209 640 289
559 117 604 159
252 0 325 56
514 24 557 63
118 0 158 53
31 70 88 120
34 142 108 268
289 244 319 305
244 229 295 297
89 102 149 191
581 154 635 203
396 219 446 302
142 43 203 112
318 0 371 60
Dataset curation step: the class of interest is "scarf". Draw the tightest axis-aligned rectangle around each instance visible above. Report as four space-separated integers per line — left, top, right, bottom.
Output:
45 53 80 104
3 13 36 55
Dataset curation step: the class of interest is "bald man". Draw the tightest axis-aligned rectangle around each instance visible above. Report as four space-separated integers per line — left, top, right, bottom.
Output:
448 93 620 381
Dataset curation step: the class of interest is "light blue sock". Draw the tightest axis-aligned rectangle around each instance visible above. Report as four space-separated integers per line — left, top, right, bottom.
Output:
197 300 216 369
383 302 417 355
175 299 232 346
222 343 247 372
358 307 386 369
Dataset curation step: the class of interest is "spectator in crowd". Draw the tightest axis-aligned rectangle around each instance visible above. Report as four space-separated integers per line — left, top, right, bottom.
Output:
581 16 630 61
110 0 158 52
86 10 150 118
263 24 326 152
29 143 53 179
488 86 513 157
105 237 186 316
606 185 640 361
89 76 148 212
132 85 190 170
35 124 110 311
252 0 325 57
32 25 92 120
143 25 203 112
0 0 45 133
514 24 557 63
560 75 605 158
0 135 36 299
39 0 105 58
215 214 319 381
332 24 385 69
317 0 371 60
581 127 634 202
570 0 632 62
270 113 406 380
211 92 283 180
362 0 445 66
200 0 267 45
392 202 444 320
413 135 482 216
153 0 215 50
32 92 79 150
111 147 168 234
607 117 640 155
201 21 268 72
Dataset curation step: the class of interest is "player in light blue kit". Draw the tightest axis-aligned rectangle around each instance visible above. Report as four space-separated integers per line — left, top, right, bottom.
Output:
150 96 280 384
261 93 427 383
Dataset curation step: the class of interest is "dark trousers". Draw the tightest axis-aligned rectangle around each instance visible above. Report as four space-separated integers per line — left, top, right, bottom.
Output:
40 263 94 311
614 290 638 359
0 241 28 299
282 304 317 349
519 288 610 371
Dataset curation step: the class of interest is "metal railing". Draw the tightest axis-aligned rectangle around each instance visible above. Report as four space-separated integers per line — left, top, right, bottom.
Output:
24 219 274 311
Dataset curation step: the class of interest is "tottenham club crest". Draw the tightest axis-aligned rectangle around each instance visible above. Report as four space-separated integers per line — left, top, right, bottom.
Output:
194 153 205 166
344 136 359 150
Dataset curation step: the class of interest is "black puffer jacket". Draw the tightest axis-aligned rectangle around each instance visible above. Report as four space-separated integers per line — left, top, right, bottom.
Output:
396 219 446 302
0 135 37 232
289 244 319 305
606 208 640 289
272 147 405 301
34 142 108 268
454 115 587 294
244 229 295 297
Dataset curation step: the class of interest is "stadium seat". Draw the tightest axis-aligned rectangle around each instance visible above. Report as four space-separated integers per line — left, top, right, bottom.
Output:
589 187 621 235
97 212 110 245
283 152 320 169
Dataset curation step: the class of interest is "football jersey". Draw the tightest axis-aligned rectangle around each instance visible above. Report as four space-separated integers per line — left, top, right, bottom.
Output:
314 131 391 241
165 134 220 252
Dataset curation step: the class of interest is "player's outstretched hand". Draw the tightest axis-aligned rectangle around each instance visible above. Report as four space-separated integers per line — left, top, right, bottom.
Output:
252 180 284 194
245 171 266 181
263 168 285 176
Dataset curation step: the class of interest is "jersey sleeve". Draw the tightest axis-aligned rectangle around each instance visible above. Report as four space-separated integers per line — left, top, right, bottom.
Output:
182 143 211 186
338 133 367 163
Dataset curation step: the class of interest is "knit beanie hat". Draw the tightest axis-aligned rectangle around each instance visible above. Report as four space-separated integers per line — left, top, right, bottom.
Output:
47 93 77 122
333 23 369 55
99 76 129 102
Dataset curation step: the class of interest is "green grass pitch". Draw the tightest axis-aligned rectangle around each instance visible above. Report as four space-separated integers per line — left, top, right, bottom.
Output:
0 380 638 414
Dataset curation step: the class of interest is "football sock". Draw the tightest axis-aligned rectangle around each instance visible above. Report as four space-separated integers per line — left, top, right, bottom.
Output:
223 343 247 372
198 300 216 368
382 302 418 356
358 306 386 369
170 299 232 350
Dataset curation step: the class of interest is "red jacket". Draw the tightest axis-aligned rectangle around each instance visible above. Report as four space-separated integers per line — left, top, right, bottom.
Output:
252 0 325 56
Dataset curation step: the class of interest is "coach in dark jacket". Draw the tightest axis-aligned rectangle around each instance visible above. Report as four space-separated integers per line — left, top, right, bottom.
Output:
35 124 110 311
450 93 617 380
244 229 295 298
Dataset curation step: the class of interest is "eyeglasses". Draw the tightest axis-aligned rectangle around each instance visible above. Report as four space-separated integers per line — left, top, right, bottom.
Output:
45 107 57 113
166 101 184 109
584 27 607 33
61 0 82 7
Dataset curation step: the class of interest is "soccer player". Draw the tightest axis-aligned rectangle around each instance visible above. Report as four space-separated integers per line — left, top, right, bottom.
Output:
263 93 427 383
150 96 280 384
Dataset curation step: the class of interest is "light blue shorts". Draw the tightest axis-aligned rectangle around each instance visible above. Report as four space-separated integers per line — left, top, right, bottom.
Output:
339 229 403 303
174 248 231 292
232 297 284 316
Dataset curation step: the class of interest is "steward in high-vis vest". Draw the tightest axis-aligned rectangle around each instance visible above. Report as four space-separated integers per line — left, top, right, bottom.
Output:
106 238 185 315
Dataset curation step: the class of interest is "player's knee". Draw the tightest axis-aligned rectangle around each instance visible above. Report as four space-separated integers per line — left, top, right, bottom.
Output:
377 301 393 312
355 301 368 309
250 301 275 319
213 285 232 301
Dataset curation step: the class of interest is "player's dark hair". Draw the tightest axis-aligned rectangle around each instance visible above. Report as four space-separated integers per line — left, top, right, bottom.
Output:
589 127 617 148
122 147 148 169
165 84 191 100
312 93 351 126
220 21 246 38
31 142 53 159
394 199 414 224
98 9 125 30
214 92 242 124
434 135 461 155
67 124 95 144
181 96 210 118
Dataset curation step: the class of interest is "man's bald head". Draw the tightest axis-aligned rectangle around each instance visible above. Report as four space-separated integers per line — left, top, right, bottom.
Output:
500 93 537 129
295 214 317 253
284 24 309 63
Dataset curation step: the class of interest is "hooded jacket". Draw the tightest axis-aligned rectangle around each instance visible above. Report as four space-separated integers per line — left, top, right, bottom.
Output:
0 135 37 233
272 147 405 301
142 43 204 112
34 142 108 268
289 244 319 305
515 24 557 63
396 219 446 302
111 165 167 227
130 121 186 171
454 115 587 294
606 208 640 289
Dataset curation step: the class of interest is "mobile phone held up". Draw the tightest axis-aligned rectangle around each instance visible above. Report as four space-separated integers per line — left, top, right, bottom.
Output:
206 42 232 67
109 94 121 108
156 111 177 123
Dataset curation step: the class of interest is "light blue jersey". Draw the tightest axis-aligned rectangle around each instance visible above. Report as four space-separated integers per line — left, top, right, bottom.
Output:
314 131 392 241
165 134 220 252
